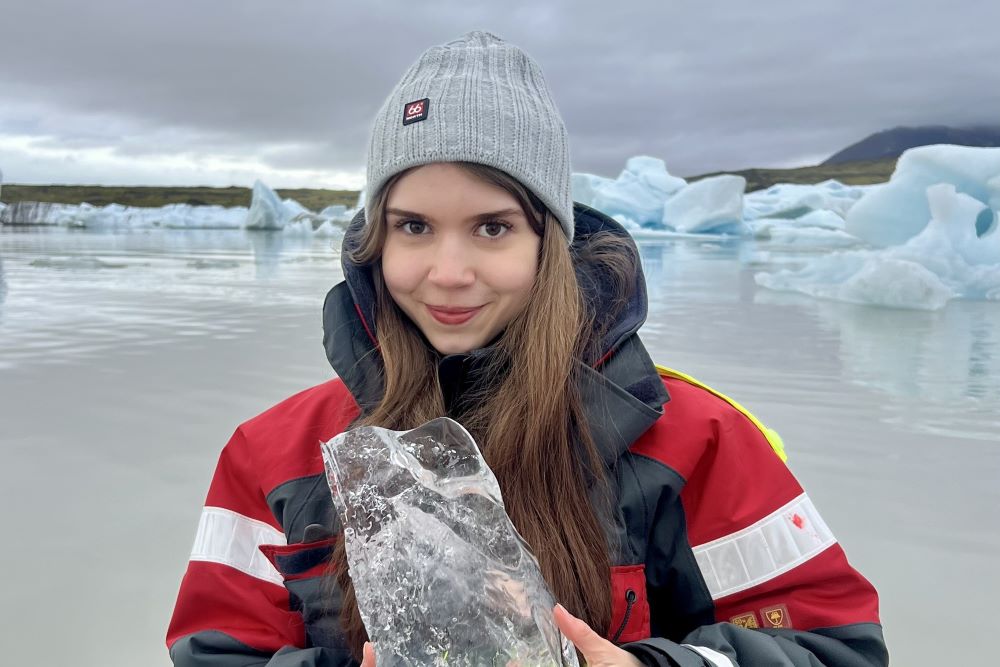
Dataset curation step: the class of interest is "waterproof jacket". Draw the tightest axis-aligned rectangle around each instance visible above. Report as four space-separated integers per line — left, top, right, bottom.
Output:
167 204 888 667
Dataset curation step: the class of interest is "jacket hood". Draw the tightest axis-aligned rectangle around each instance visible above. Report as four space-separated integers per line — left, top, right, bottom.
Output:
322 203 668 466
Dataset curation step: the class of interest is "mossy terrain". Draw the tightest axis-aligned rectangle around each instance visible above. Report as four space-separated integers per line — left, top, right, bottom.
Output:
0 158 898 210
689 157 897 192
0 184 358 211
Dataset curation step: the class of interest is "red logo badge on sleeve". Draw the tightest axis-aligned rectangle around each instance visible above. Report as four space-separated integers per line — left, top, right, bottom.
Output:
403 98 430 125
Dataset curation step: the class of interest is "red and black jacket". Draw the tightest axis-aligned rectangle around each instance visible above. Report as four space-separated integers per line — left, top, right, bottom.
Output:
167 205 887 666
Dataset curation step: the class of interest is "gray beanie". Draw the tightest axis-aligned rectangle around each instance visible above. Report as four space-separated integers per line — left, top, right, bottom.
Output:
365 30 574 241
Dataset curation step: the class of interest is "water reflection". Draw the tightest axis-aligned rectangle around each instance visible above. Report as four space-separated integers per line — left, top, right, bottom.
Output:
755 288 1000 406
0 255 7 324
819 299 1000 401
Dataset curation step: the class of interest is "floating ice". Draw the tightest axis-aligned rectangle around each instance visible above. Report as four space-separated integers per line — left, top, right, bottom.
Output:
320 204 348 219
245 181 288 230
845 145 1000 247
662 175 746 234
245 181 355 232
0 180 354 233
752 222 860 248
321 418 577 667
756 184 1000 309
744 180 867 221
572 156 685 227
748 210 860 248
0 200 248 229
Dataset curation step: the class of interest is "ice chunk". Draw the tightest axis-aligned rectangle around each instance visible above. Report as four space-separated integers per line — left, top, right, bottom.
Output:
0 200 248 229
245 180 289 230
748 210 858 247
0 179 348 232
319 204 349 220
752 222 860 248
321 418 577 667
246 181 350 232
755 183 1000 309
743 180 867 221
845 145 1000 247
572 156 685 226
662 175 746 234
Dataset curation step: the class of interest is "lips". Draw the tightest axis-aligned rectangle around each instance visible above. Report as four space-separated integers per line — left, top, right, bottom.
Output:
426 305 482 325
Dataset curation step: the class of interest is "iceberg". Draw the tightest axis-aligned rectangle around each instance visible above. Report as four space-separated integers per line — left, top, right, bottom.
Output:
321 418 577 667
0 180 353 233
744 180 867 221
748 210 861 248
572 156 685 227
0 200 247 229
755 184 1000 309
245 180 293 230
247 180 353 232
662 174 746 234
845 145 1000 247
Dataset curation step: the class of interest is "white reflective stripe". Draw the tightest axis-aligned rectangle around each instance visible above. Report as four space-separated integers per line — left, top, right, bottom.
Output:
681 645 735 667
692 493 836 600
189 506 287 585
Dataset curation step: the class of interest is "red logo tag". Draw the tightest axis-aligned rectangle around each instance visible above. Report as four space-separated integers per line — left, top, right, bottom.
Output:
403 98 429 125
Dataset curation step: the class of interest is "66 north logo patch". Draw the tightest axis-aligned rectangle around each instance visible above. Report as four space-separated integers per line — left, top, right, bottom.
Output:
403 98 429 125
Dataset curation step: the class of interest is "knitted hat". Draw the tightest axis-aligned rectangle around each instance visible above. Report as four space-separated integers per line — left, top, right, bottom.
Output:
365 30 574 241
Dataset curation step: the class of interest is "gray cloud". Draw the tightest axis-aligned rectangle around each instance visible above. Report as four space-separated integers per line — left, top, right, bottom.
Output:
2 0 998 186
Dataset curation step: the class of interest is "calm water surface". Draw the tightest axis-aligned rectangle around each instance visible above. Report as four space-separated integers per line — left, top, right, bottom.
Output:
1 226 997 666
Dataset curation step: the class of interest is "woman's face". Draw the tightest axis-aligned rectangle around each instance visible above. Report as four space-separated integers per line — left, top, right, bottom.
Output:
381 163 542 355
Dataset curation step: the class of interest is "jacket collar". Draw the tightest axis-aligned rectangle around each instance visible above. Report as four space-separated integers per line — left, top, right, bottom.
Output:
322 203 669 466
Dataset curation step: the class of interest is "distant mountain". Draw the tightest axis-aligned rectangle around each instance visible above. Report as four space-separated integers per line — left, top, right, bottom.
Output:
822 125 1000 165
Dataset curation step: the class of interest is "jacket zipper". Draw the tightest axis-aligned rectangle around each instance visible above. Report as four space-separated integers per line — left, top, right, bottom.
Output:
611 588 637 643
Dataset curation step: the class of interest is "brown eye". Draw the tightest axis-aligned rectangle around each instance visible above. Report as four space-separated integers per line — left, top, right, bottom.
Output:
400 220 428 234
476 221 511 238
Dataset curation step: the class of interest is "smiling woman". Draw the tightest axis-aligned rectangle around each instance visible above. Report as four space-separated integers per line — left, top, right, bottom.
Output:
166 30 888 667
375 163 542 355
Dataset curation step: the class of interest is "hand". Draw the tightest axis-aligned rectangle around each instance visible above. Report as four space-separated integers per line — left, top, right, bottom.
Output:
553 604 643 667
360 641 376 667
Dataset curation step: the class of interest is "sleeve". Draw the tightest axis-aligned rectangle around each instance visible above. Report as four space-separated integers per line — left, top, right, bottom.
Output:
624 395 888 667
166 427 354 667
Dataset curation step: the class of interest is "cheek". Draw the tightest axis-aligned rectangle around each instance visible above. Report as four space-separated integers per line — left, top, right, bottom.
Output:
381 246 421 296
487 254 538 300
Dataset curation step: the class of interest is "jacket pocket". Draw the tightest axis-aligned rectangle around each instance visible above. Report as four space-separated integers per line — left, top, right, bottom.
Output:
259 537 336 582
260 538 345 649
608 564 651 644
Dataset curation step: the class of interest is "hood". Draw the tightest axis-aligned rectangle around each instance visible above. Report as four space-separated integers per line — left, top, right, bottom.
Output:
322 203 669 466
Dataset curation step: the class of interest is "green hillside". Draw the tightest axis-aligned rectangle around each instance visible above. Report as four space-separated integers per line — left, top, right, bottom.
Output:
0 184 358 210
688 157 897 192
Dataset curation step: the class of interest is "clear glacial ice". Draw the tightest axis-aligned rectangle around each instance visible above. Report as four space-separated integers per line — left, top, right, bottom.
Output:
320 418 578 667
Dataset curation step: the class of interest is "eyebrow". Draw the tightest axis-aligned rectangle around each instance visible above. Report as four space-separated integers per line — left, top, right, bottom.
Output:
385 207 524 222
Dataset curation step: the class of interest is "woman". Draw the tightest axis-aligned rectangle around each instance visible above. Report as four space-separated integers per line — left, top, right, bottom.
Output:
167 32 887 667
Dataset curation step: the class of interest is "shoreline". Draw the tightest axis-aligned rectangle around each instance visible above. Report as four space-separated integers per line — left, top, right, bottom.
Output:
0 158 897 210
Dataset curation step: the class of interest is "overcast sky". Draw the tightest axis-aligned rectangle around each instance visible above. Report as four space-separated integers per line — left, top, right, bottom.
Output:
2 0 998 189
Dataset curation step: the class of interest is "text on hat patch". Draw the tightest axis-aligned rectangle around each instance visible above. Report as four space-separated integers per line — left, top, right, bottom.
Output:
403 99 430 125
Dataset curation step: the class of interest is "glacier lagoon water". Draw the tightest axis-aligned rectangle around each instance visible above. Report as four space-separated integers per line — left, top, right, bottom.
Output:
0 226 997 666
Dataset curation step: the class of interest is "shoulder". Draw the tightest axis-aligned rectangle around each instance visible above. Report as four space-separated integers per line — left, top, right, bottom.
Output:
234 378 360 496
629 369 786 482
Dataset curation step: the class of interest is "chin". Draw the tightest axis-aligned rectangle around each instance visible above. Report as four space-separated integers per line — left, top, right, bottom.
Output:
426 332 487 355
429 340 477 355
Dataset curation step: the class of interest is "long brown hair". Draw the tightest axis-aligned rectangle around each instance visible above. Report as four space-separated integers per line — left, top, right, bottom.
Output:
332 162 637 658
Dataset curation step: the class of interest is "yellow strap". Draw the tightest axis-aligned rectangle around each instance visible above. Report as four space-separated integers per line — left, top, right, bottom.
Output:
655 365 788 463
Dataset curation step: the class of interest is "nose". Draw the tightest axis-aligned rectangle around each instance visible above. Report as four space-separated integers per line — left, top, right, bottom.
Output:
427 235 475 288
